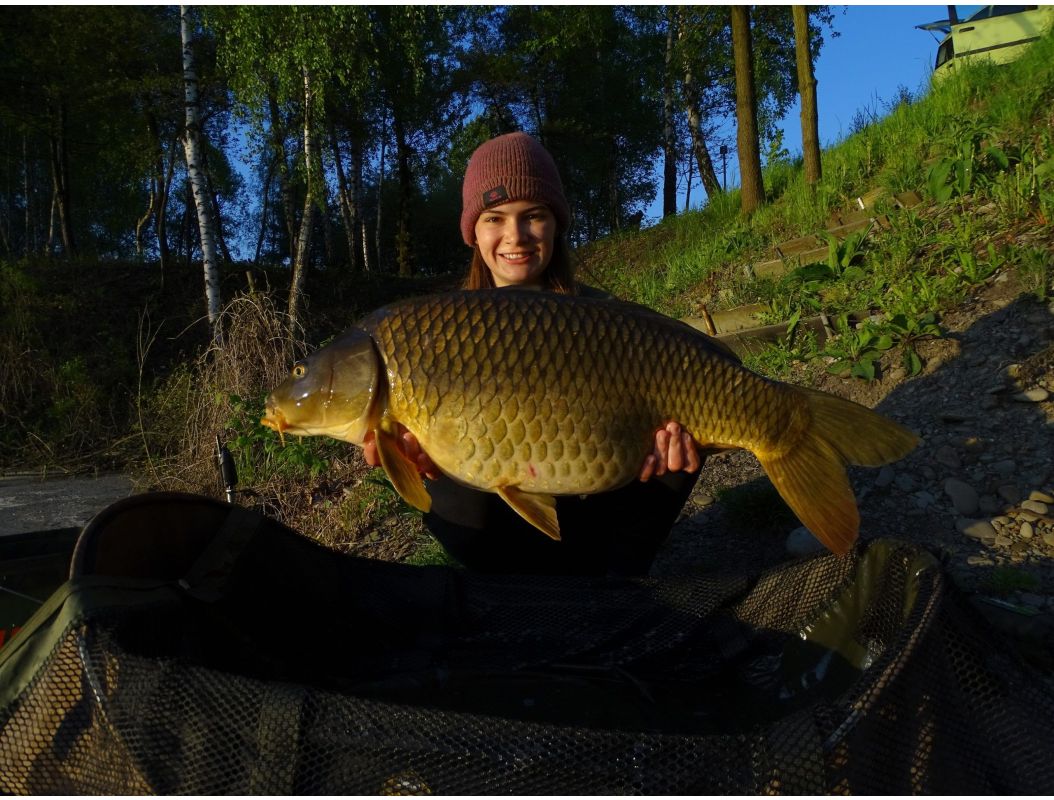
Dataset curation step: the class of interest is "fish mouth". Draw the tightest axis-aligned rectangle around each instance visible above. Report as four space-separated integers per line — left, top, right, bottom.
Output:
260 408 289 444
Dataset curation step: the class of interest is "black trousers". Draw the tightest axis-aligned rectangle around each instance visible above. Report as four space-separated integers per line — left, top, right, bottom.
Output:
422 469 700 577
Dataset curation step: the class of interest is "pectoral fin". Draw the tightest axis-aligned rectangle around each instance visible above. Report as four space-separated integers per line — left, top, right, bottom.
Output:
496 486 560 541
374 427 432 513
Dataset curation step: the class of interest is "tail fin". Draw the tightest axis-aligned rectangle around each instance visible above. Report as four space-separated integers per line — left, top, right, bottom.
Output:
757 389 918 556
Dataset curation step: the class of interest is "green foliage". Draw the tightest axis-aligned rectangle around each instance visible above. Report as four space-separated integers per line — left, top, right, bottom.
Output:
822 316 893 381
225 393 334 484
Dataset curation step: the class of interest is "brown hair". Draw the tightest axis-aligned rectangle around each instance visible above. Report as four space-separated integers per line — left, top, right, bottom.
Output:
462 236 577 295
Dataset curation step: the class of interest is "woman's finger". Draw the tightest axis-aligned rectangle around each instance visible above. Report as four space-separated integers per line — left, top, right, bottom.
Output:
683 431 701 473
665 422 684 472
639 453 657 482
653 428 670 476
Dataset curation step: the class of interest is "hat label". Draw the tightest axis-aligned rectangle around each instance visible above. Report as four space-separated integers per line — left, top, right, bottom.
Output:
482 185 510 207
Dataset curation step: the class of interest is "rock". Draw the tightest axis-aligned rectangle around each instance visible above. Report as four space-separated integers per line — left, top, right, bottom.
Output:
875 465 895 489
895 473 917 493
786 526 825 557
995 534 1013 547
1012 387 1050 402
967 555 995 566
940 409 970 423
886 367 907 384
956 518 997 541
1019 521 1034 540
935 445 961 468
1044 532 1054 548
978 495 1003 515
696 493 715 508
998 484 1023 505
1021 499 1049 515
944 478 979 516
1029 490 1054 504
992 460 1017 479
914 491 936 509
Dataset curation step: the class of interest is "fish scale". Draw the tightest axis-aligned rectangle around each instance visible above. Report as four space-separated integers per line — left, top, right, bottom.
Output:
264 289 917 554
363 291 789 495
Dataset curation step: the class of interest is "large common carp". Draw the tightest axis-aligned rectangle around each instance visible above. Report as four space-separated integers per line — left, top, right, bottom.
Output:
262 290 917 555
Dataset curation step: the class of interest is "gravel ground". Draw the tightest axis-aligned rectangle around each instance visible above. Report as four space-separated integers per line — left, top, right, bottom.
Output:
653 271 1054 661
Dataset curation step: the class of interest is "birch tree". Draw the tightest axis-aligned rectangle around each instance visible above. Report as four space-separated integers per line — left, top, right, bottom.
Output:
180 5 222 339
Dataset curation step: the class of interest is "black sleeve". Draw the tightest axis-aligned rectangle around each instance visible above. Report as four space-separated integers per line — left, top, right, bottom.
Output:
421 467 701 577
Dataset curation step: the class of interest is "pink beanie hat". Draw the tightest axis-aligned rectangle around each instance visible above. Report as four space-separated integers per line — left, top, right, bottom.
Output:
460 132 571 246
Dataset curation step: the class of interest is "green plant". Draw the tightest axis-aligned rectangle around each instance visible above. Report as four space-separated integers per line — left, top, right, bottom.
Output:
925 117 1011 203
1014 245 1053 301
822 315 894 381
884 311 943 377
226 392 334 485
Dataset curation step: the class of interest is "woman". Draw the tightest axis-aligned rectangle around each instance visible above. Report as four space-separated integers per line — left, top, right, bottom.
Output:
366 132 702 575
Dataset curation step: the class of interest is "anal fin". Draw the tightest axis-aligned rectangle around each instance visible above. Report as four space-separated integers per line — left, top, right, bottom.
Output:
496 486 561 541
375 427 432 513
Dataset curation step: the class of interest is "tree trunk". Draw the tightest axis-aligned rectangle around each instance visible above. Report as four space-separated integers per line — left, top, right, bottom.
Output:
793 5 822 188
156 136 176 279
254 156 275 264
180 5 222 340
329 122 356 271
662 7 677 218
393 113 413 277
677 10 722 201
47 98 75 256
267 84 298 259
351 136 364 273
375 111 386 272
731 6 765 215
287 65 316 336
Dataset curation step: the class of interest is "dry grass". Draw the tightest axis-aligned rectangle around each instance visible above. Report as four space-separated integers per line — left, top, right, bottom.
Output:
137 289 427 561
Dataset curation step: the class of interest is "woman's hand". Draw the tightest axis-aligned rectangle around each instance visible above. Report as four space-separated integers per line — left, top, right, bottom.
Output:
363 425 441 480
639 421 701 482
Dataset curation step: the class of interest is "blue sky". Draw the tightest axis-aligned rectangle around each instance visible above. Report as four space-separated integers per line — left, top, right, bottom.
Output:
651 4 982 219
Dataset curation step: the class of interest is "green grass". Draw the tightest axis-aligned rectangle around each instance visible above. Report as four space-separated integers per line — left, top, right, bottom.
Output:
581 30 1054 381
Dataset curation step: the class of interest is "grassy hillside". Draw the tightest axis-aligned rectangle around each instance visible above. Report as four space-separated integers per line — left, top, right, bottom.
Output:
2 32 1052 561
582 30 1054 332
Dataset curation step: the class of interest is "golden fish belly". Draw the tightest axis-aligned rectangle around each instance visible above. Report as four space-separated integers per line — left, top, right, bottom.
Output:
361 290 798 496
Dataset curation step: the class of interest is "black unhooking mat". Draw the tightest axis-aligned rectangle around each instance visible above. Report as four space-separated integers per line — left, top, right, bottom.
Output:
0 492 1052 794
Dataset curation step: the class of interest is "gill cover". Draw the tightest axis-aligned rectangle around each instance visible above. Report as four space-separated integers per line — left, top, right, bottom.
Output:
263 329 382 444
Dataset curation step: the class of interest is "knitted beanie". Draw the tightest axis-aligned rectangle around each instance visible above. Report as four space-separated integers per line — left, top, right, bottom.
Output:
460 132 571 246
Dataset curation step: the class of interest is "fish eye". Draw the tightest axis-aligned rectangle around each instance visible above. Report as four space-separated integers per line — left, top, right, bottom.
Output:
292 363 307 378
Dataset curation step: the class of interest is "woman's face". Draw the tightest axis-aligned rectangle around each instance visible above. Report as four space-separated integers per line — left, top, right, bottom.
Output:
473 200 556 288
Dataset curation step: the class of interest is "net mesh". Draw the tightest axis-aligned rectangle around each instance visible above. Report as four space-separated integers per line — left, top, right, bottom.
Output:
0 493 1051 794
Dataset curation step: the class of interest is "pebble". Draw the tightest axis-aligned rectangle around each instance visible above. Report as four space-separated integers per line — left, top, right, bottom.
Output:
1029 490 1054 504
875 465 895 488
895 473 916 492
993 460 1017 479
944 478 979 515
786 526 825 556
967 555 995 566
914 491 936 509
998 485 1023 505
978 495 1003 515
696 493 715 508
1012 387 1050 402
1020 521 1034 540
935 446 961 468
1044 533 1054 547
956 518 997 541
1021 499 1049 515
995 534 1013 547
